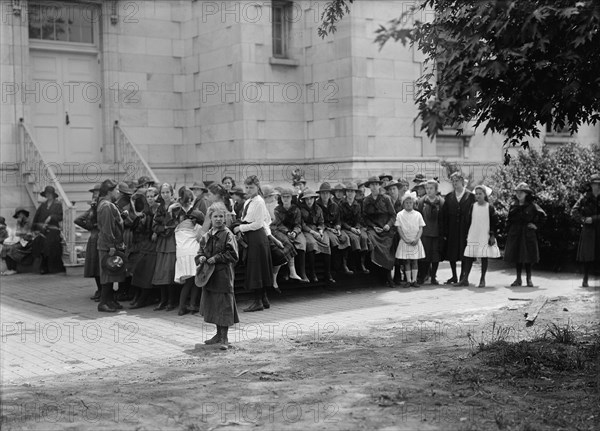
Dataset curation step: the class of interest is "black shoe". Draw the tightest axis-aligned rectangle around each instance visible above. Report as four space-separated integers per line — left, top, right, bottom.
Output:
153 302 167 311
325 274 336 284
98 303 116 312
510 278 522 287
273 287 282 294
129 301 147 310
582 278 589 287
243 301 264 312
110 301 123 310
204 334 221 345
416 278 425 285
430 277 439 285
444 277 457 285
90 291 101 301
165 304 177 311
262 294 271 309
309 275 319 283
526 278 534 287
178 308 189 316
190 307 200 315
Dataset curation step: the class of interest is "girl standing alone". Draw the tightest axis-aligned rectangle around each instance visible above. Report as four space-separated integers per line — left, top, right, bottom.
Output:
395 192 426 287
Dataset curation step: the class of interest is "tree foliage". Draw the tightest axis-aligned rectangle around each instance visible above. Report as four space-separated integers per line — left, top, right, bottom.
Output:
318 1 600 154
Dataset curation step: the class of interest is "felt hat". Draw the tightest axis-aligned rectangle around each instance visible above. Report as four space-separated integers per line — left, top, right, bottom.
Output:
379 173 393 182
318 182 332 193
292 177 307 186
279 187 296 197
40 185 58 198
136 176 156 189
384 180 400 190
118 182 134 195
364 176 383 187
195 261 215 288
101 250 126 275
449 171 465 181
413 173 427 183
515 182 533 194
12 207 30 219
344 182 359 192
300 188 319 199
333 183 346 192
231 186 245 196
590 174 600 184
190 181 208 192
262 185 280 197
99 179 118 195
88 183 101 193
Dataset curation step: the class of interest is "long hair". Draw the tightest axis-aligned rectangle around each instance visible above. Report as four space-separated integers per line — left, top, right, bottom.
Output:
178 186 194 206
156 183 174 206
244 175 263 197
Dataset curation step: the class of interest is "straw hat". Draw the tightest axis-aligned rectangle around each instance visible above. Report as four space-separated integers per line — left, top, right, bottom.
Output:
300 188 319 199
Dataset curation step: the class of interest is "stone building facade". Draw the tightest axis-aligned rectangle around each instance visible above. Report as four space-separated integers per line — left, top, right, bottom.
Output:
1 0 598 220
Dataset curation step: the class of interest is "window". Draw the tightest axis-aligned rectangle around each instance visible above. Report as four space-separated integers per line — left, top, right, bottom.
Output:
272 1 292 58
545 122 571 135
28 2 95 44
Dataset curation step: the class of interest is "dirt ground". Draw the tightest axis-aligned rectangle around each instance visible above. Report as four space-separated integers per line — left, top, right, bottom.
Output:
1 292 598 431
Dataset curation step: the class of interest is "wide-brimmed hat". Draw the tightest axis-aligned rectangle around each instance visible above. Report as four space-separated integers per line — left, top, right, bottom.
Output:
515 182 533 194
136 176 156 189
413 173 427 183
333 183 345 192
118 182 134 195
40 185 58 198
384 180 400 190
262 185 280 197
231 186 245 197
279 187 296 197
364 176 383 187
300 188 319 199
449 171 465 181
13 207 30 219
101 250 126 275
190 181 208 192
344 182 359 192
379 173 393 182
590 174 600 184
195 261 215 288
88 183 101 193
99 179 118 196
292 177 307 186
318 182 332 193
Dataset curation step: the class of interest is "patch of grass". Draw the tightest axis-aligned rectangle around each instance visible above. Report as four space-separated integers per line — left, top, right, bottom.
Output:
544 320 577 344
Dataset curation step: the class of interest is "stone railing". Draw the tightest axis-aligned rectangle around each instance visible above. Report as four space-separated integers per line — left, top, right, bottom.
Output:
18 119 78 265
113 121 160 185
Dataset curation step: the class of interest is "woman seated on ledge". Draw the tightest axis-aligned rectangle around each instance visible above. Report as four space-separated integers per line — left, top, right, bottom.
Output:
1 208 34 275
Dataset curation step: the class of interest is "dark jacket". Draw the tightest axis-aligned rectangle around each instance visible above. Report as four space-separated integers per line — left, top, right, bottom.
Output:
417 196 444 238
195 227 238 293
362 193 395 230
503 199 546 264
299 202 325 232
96 198 124 251
339 199 364 230
316 198 342 229
272 204 302 236
441 190 476 261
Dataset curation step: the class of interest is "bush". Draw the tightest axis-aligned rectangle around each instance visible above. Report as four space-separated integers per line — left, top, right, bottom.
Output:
487 143 600 269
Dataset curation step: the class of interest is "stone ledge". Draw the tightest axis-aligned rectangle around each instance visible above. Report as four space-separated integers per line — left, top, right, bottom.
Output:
269 57 299 67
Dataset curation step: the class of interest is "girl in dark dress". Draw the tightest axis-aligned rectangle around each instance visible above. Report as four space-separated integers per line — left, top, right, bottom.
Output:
571 174 600 287
32 185 65 274
339 182 371 274
416 180 444 285
152 183 178 311
74 184 101 300
504 183 547 287
233 175 273 312
196 202 239 350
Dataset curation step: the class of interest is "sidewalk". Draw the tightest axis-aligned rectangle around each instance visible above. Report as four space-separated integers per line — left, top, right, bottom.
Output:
1 263 596 384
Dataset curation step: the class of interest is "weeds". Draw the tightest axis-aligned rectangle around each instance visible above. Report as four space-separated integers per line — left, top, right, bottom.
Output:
544 320 577 344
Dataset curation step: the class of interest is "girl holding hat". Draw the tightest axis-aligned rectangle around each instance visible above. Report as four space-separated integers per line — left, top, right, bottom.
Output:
233 175 274 312
151 183 179 311
201 184 235 233
416 179 444 285
32 185 65 274
571 174 600 287
74 184 102 300
459 185 500 287
395 192 426 287
362 176 397 286
504 182 546 287
196 202 240 350
340 182 371 274
271 188 308 283
298 188 332 283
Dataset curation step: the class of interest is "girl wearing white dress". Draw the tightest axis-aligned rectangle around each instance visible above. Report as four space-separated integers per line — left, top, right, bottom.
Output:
460 185 501 287
395 192 426 287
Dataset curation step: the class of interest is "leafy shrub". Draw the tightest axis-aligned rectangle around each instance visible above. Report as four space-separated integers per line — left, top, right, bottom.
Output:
487 143 600 268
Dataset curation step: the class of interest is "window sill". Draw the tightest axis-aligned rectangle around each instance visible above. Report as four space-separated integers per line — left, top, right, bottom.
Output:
544 135 575 144
269 57 299 67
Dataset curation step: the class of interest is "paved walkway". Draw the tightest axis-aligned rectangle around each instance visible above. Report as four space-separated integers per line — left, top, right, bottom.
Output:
1 263 596 384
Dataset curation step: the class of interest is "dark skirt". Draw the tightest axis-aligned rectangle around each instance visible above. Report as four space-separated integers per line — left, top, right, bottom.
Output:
152 251 176 285
343 229 369 252
324 230 350 250
421 236 441 263
272 231 298 263
200 288 240 326
504 225 540 264
83 231 100 278
33 229 65 273
98 249 126 284
305 232 331 254
367 228 395 270
243 228 273 291
576 225 600 262
131 251 157 289
2 242 33 264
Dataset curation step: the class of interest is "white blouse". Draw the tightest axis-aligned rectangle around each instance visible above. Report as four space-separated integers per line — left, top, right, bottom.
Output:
239 195 272 235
